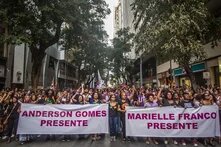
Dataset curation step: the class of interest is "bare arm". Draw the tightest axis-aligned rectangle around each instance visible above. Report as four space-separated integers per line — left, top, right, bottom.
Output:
157 88 162 100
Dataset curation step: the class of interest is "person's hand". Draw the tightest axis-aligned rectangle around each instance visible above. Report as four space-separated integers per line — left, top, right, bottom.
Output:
132 85 136 90
194 105 199 109
72 98 77 103
136 101 140 106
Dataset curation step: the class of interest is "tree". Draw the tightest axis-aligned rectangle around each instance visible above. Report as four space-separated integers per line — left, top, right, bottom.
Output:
132 0 221 90
63 13 110 86
0 0 110 90
110 28 134 85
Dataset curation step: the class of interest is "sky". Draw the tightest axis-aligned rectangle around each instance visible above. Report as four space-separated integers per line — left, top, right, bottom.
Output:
104 0 118 43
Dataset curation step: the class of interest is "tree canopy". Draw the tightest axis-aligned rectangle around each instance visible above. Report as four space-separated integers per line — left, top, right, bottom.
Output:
110 28 134 84
132 0 221 89
0 0 110 89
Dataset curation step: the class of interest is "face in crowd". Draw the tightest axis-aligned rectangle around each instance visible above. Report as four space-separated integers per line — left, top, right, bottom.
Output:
24 95 30 102
89 89 93 95
84 89 89 94
93 92 99 100
31 95 36 101
121 92 126 100
48 90 53 96
174 93 179 100
78 95 83 102
12 96 18 103
110 95 116 102
166 92 173 100
183 92 191 100
204 93 213 102
148 94 154 102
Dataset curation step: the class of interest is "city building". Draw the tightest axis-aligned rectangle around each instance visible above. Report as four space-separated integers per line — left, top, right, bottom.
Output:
114 0 122 37
10 43 77 90
0 22 13 89
157 0 221 87
114 0 136 60
119 0 221 88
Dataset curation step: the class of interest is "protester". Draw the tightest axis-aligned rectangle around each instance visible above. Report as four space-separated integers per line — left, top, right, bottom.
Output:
109 94 119 141
201 93 216 146
180 91 199 146
144 93 159 145
118 91 131 142
0 84 220 146
3 95 20 143
162 90 177 145
91 92 102 141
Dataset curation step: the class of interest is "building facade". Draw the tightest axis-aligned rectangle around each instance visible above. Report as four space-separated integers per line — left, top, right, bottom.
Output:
114 0 136 60
157 0 221 88
114 1 122 37
10 43 77 90
118 0 221 88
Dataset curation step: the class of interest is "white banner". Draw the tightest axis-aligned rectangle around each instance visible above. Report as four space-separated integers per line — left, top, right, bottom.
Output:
126 105 220 137
17 104 109 134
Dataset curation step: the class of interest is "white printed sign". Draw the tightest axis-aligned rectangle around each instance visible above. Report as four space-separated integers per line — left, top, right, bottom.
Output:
126 105 220 137
17 104 109 134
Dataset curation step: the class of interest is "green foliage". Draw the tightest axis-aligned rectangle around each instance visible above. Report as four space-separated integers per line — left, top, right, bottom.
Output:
0 0 110 50
132 0 221 67
0 0 110 88
110 28 134 84
62 0 110 84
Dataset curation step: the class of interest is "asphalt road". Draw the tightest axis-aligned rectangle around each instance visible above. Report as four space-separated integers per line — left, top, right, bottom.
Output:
0 136 221 147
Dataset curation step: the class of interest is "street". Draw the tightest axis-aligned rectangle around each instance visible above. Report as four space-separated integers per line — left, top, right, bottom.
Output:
1 136 221 147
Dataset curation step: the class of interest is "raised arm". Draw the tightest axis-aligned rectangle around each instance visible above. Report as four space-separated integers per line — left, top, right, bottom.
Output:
157 88 162 100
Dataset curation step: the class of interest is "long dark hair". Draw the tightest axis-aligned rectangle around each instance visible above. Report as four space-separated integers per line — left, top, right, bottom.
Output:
109 94 116 102
92 92 101 100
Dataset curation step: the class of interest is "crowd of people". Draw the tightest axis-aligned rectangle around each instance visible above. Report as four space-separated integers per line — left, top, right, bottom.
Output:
0 84 221 146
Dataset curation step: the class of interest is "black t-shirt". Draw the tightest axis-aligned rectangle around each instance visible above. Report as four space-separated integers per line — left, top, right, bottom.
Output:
180 100 194 108
8 103 20 119
109 102 118 117
118 98 130 115
36 98 46 104
91 99 101 104
162 99 175 106
0 103 4 117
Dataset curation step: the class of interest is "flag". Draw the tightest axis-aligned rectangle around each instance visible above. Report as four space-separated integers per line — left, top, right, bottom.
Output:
97 70 105 89
50 77 57 90
89 73 95 88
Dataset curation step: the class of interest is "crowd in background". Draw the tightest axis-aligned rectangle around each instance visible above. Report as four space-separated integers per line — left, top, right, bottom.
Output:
0 84 221 146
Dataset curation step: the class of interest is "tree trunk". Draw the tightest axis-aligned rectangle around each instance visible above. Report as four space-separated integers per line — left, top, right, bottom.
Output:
30 47 45 91
76 66 82 86
122 74 128 85
3 24 9 58
86 76 95 86
183 64 198 92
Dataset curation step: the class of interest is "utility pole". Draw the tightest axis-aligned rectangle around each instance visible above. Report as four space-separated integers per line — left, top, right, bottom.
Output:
140 56 143 87
64 49 67 88
169 59 174 87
